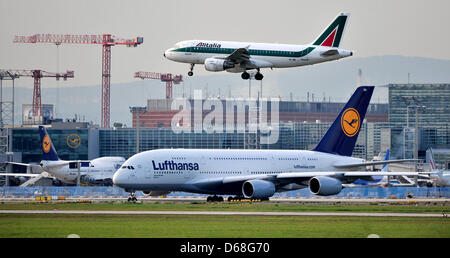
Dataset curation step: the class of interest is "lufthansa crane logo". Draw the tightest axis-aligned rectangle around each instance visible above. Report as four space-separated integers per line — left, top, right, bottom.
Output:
67 134 81 149
42 135 51 153
341 108 360 137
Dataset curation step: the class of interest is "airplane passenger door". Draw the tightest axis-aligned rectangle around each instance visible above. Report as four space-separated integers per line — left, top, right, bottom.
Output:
142 165 152 179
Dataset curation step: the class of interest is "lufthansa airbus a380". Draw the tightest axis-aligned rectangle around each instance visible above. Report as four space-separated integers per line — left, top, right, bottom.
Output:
113 86 419 201
164 13 353 80
1 126 125 186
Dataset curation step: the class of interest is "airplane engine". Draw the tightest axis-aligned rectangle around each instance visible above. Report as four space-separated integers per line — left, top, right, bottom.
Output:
242 179 275 199
309 176 342 196
142 191 171 196
204 58 235 72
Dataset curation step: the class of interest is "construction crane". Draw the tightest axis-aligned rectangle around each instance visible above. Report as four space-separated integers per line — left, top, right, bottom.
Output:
134 71 183 99
13 34 144 128
0 69 74 118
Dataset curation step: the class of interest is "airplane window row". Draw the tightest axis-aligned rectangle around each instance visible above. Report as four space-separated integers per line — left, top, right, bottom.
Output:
212 157 267 161
199 171 242 174
185 47 301 57
278 158 299 161
155 171 182 174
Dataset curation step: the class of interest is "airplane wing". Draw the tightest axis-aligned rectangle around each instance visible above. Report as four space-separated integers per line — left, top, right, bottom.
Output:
189 171 423 192
4 161 41 168
224 46 250 63
333 159 419 170
0 173 41 177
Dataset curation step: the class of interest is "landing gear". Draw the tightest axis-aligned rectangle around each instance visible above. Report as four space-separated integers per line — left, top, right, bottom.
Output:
206 195 224 202
241 71 264 80
188 64 195 76
127 192 137 203
254 72 263 81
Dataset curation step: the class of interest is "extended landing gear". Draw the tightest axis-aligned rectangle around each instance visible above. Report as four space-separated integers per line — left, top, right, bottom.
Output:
188 64 195 76
241 72 250 80
127 192 138 203
241 70 264 80
206 195 224 202
254 72 263 81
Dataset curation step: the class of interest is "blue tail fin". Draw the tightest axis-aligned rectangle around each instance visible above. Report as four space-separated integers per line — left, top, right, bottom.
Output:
313 86 374 156
381 149 390 171
39 126 60 161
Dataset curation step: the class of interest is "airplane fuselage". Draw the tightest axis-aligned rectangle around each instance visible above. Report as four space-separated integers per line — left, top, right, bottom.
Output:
42 157 125 185
113 149 363 194
164 40 353 73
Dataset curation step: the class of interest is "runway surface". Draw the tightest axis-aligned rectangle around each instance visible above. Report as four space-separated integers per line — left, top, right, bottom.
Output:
1 197 449 204
0 209 446 217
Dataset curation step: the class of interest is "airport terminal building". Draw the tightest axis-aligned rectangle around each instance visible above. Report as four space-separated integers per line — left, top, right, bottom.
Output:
2 83 450 169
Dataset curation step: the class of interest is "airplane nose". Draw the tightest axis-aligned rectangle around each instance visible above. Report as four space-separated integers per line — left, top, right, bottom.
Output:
113 170 127 187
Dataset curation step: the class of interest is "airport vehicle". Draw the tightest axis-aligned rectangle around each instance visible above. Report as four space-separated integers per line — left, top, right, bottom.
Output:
113 86 421 200
164 13 353 80
427 149 450 186
1 126 125 186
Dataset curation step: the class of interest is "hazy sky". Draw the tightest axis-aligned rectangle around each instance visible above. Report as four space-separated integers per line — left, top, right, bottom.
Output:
1 0 449 90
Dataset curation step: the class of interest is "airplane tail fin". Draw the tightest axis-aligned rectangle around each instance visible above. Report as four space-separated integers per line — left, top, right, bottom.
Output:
381 149 390 172
313 86 374 157
429 148 437 171
311 13 350 48
39 126 60 161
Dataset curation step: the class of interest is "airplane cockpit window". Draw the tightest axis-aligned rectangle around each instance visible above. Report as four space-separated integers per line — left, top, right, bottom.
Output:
121 165 135 170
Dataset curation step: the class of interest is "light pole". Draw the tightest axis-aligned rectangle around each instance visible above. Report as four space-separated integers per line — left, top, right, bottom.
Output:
130 106 146 154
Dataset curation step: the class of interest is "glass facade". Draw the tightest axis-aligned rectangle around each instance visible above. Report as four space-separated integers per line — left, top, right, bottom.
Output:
99 122 387 160
388 84 450 159
11 128 89 163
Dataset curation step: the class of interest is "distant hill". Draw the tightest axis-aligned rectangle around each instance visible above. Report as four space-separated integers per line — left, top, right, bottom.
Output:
2 55 450 126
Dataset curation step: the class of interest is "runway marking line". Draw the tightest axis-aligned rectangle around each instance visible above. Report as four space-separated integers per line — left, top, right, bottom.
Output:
0 210 446 218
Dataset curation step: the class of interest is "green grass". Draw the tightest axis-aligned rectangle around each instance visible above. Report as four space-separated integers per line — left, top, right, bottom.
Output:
0 213 448 238
1 202 449 238
0 201 449 214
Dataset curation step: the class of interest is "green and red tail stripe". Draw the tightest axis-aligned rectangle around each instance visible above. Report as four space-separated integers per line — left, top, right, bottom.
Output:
312 13 349 48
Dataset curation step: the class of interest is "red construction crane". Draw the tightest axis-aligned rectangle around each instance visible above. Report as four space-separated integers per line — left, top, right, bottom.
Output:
14 34 144 128
134 71 183 99
0 69 74 117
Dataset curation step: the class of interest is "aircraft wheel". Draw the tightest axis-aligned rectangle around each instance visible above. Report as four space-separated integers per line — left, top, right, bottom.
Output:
255 73 264 80
188 71 193 76
241 72 250 80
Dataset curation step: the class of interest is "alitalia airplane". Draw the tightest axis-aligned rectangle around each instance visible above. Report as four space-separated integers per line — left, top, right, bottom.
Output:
0 126 125 186
164 13 353 80
113 86 420 201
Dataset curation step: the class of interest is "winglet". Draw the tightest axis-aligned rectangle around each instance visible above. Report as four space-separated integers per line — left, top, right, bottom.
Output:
39 126 60 161
313 86 374 157
311 13 350 48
